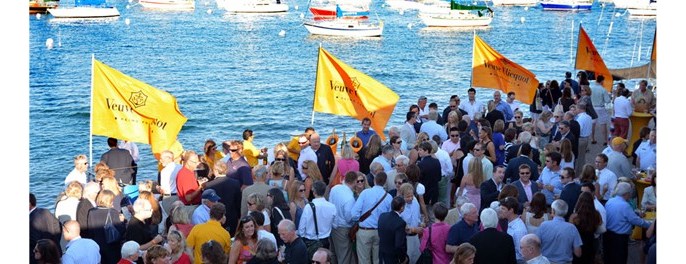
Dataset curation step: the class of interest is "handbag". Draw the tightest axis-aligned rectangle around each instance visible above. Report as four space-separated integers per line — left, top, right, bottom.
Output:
417 225 433 264
303 202 324 260
349 192 388 242
104 211 121 244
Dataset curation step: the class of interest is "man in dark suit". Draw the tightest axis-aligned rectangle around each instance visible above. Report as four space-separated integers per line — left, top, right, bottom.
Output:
29 193 62 264
100 137 136 185
310 133 336 185
559 168 582 220
505 143 539 182
378 196 408 264
512 164 540 206
417 141 442 206
469 208 517 264
551 121 578 157
204 169 242 236
506 132 541 167
480 165 505 212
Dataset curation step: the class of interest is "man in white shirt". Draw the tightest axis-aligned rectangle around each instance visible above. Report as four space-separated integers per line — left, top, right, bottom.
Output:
65 154 89 186
506 92 520 122
575 101 593 173
595 154 618 203
589 75 612 146
118 140 140 164
460 88 485 119
520 234 551 264
420 111 448 142
400 111 418 151
636 129 656 171
432 140 454 206
612 88 633 140
417 96 430 122
328 172 357 264
157 150 182 214
499 197 527 263
372 145 395 173
298 134 318 180
298 181 337 249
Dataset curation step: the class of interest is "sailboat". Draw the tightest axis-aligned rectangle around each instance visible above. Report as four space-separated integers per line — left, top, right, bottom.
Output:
48 0 120 18
303 4 383 37
309 0 371 20
30 0 59 14
419 0 494 27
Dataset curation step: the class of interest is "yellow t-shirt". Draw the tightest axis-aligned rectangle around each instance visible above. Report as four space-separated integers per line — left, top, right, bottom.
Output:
243 140 260 168
287 136 301 161
186 220 232 264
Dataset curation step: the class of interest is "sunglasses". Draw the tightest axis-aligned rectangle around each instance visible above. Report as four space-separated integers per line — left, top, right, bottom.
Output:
450 134 459 137
473 148 482 151
298 141 307 145
302 166 308 170
519 172 531 175
356 179 365 183
240 216 254 224
298 189 306 192
395 180 407 185
515 116 522 119
275 158 286 162
394 141 402 144
229 149 239 152
247 201 255 206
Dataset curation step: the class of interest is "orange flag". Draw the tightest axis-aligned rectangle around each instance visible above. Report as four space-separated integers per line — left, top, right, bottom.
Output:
575 25 613 91
313 47 399 141
471 34 539 104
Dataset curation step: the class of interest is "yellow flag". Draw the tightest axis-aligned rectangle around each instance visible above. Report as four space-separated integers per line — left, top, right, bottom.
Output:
91 58 187 154
314 47 399 141
575 25 613 91
471 34 539 104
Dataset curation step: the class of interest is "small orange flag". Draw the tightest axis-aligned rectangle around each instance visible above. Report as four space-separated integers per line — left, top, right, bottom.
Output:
471 34 539 104
313 47 399 141
575 25 613 91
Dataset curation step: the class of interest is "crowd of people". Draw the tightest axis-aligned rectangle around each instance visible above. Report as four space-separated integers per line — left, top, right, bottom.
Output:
29 71 657 264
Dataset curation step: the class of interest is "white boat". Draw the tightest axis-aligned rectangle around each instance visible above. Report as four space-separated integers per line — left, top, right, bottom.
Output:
303 19 383 37
539 0 593 11
626 0 656 16
139 0 195 10
385 0 425 10
491 0 539 6
309 0 371 20
613 0 650 8
48 0 120 18
218 0 288 13
420 1 493 27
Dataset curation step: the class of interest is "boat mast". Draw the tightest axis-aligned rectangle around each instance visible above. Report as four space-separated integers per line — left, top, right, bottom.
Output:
89 54 94 182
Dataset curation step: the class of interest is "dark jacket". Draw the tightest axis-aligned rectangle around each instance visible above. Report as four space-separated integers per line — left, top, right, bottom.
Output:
470 228 517 264
204 176 242 235
378 211 408 264
513 180 541 206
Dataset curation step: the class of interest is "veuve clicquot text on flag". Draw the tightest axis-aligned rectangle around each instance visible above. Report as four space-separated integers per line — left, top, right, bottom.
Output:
313 47 399 141
91 58 187 154
575 25 613 91
471 34 539 104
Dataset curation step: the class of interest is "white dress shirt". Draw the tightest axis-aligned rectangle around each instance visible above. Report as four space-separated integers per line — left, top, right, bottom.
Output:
576 112 593 138
298 146 317 180
328 184 356 228
435 149 454 177
372 155 394 173
613 96 633 118
460 100 485 119
597 168 618 201
65 168 87 186
118 141 140 163
420 120 448 142
298 197 337 240
401 122 418 151
160 162 182 195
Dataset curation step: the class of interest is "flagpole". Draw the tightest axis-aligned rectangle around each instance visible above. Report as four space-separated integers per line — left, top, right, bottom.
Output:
570 21 575 71
89 54 94 182
470 30 475 88
311 44 322 126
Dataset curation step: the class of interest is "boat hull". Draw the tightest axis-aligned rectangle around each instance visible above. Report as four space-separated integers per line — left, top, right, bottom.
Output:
48 7 120 18
540 2 592 10
139 0 196 10
221 2 289 13
627 7 656 17
303 20 383 37
491 0 539 6
30 1 58 14
309 5 369 20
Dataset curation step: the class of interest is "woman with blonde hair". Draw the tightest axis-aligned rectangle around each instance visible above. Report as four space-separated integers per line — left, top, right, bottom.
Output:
287 180 307 228
456 157 484 210
450 242 476 264
54 181 83 224
246 193 271 232
522 122 539 150
444 110 462 136
353 171 371 200
409 132 430 165
301 160 322 200
86 189 126 264
168 205 194 238
328 144 359 188
535 110 554 149
145 244 171 264
479 126 497 165
100 176 129 213
273 144 297 181
167 229 192 264
267 161 288 199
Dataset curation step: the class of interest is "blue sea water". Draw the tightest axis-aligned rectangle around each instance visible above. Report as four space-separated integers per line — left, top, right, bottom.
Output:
29 0 656 209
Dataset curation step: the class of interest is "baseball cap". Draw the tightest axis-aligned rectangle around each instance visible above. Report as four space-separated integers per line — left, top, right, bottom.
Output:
611 137 628 147
202 189 220 202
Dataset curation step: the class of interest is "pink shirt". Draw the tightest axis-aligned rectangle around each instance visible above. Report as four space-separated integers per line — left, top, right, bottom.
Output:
521 180 533 202
420 222 452 264
337 159 359 177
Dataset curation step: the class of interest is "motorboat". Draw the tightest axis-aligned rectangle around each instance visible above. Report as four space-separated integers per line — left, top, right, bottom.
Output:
139 0 196 10
491 0 539 6
218 0 288 13
48 0 119 18
303 19 383 37
540 0 593 11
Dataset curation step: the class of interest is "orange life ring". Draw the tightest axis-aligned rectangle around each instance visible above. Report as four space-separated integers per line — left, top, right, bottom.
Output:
349 136 363 153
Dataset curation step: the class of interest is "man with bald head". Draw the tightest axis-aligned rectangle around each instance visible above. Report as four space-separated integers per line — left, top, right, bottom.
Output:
62 220 100 264
520 234 550 264
176 150 206 205
278 219 308 264
310 132 335 184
